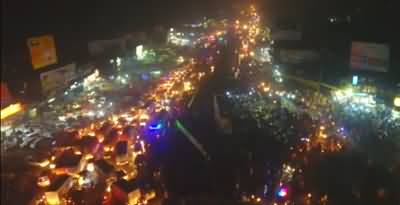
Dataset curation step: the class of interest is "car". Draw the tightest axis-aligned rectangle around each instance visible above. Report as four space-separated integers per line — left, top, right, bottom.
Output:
115 141 129 166
25 128 41 138
30 137 45 149
37 175 50 187
20 135 38 148
41 131 52 138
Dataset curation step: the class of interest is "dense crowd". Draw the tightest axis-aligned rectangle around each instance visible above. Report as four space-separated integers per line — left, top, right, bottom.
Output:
225 82 400 167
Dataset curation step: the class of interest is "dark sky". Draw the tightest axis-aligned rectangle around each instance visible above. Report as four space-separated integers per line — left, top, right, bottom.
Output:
3 0 220 41
2 0 228 65
3 0 396 44
2 0 398 68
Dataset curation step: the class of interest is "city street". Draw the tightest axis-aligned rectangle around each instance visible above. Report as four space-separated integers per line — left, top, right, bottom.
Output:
2 3 400 205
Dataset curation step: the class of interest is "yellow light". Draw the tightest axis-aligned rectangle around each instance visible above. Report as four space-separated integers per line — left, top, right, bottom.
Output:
86 163 95 172
344 88 353 96
1 103 23 120
139 113 149 120
37 177 51 187
45 193 60 205
177 56 185 64
49 163 56 169
183 81 192 91
38 160 50 168
307 193 312 198
394 97 400 107
256 197 261 202
85 154 93 160
78 177 85 186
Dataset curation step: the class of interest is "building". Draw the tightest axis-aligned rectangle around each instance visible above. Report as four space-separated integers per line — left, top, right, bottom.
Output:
53 151 86 175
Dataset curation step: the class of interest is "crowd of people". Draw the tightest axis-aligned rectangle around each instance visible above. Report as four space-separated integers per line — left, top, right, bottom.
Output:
225 79 400 168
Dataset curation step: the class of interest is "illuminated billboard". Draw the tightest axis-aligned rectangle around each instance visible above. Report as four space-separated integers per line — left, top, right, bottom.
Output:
27 35 58 70
40 63 76 96
1 103 23 120
350 42 389 72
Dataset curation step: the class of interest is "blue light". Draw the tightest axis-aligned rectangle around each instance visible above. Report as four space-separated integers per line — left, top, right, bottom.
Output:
277 187 288 197
149 122 163 130
352 75 358 85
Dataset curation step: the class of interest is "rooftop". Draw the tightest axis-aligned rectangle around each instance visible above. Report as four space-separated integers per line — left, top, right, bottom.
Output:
94 159 115 175
113 178 139 193
47 174 70 191
55 152 82 168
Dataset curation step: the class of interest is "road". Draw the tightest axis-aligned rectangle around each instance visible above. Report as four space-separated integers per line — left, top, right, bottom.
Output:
150 37 288 204
2 5 399 205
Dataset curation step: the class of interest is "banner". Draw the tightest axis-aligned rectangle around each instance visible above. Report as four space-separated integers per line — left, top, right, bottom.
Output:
27 35 58 70
1 82 13 108
40 63 76 96
350 42 389 72
279 49 319 64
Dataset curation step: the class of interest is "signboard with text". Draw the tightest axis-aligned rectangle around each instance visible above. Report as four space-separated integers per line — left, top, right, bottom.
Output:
27 35 58 70
40 63 76 96
350 42 389 72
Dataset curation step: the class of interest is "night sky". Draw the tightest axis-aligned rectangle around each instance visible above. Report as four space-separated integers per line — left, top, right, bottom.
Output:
3 0 396 45
2 0 398 77
2 0 233 38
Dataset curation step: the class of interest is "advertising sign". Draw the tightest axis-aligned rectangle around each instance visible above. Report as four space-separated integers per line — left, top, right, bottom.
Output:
350 42 389 72
27 35 58 70
279 49 319 64
40 63 76 96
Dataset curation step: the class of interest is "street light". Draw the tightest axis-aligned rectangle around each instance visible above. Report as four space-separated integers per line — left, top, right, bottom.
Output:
394 97 400 107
